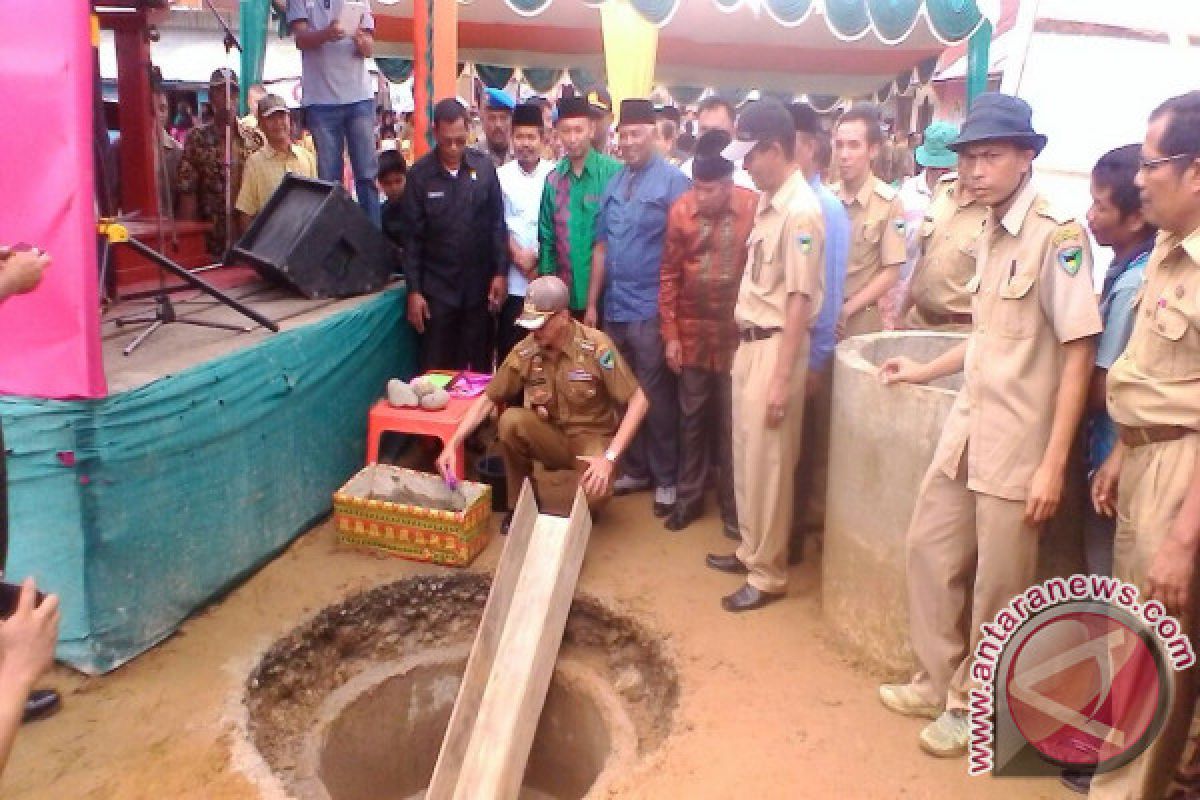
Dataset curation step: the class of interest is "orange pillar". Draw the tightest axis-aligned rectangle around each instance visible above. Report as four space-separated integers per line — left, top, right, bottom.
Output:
411 0 459 159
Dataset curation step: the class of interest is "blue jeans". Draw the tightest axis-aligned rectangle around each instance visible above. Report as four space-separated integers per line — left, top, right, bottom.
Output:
306 99 381 227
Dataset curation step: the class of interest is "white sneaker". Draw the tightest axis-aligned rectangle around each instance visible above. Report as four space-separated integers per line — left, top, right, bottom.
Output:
919 710 969 758
654 486 677 505
878 683 941 720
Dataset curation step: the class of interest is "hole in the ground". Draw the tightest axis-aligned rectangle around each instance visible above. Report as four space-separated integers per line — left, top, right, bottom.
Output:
241 573 678 799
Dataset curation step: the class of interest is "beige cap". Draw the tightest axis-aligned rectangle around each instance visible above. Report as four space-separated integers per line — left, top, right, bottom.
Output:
516 276 570 330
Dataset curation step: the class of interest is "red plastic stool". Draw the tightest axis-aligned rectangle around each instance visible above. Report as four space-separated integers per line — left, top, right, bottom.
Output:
365 373 483 479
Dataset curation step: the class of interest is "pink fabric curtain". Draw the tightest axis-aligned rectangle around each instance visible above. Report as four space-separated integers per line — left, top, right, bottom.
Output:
0 4 106 399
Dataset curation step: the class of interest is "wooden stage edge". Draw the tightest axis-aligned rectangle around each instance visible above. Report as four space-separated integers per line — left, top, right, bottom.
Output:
101 273 404 394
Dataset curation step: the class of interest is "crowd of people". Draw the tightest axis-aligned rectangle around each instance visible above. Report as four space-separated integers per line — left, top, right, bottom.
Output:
412 85 1200 798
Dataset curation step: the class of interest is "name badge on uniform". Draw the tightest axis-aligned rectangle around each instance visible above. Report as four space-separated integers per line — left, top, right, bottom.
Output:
427 190 445 199
567 369 594 382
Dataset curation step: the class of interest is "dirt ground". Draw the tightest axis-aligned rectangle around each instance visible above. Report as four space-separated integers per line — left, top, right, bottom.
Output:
1 493 1072 800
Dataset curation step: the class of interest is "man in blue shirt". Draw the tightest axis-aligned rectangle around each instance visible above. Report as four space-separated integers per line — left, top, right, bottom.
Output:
1081 145 1156 579
287 0 381 227
787 104 850 561
587 98 691 517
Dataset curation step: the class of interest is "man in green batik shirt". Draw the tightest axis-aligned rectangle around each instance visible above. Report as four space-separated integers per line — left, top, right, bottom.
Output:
538 95 622 315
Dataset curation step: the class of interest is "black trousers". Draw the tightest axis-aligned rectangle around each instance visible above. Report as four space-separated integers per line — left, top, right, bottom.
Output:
496 294 525 366
677 367 736 527
420 299 492 373
604 317 678 488
1 422 8 573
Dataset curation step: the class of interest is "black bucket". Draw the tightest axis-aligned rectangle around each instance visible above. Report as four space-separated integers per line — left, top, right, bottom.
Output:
476 454 507 511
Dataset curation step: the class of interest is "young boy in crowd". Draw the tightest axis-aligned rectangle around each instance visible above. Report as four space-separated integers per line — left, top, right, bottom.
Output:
379 149 408 268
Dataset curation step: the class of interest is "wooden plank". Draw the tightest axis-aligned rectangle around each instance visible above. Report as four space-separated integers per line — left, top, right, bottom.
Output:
426 480 540 800
430 487 591 800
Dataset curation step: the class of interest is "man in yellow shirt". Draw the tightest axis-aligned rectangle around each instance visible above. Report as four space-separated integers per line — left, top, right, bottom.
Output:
235 94 317 229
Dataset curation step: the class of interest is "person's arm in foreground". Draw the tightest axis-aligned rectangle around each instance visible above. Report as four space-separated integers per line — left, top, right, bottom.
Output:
577 387 650 497
0 249 50 303
0 580 60 778
878 340 967 386
1024 337 1095 525
766 291 812 428
435 394 497 479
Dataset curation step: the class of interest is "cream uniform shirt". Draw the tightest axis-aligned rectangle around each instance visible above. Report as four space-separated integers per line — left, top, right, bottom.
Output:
832 174 907 334
1107 226 1200 429
931 180 1103 501
735 168 825 331
906 175 988 327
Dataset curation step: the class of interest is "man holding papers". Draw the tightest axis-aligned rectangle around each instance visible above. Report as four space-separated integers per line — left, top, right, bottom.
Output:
287 0 382 227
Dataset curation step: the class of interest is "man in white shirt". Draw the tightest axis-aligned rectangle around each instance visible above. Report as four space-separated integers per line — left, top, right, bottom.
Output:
497 102 556 362
680 95 756 191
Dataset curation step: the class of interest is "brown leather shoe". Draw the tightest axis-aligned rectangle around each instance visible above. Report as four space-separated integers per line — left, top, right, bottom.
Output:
721 583 783 612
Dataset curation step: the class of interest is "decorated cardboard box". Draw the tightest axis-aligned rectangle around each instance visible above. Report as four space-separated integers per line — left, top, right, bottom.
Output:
333 465 492 566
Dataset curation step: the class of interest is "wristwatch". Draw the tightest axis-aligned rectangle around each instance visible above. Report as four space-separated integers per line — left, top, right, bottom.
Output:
603 448 619 464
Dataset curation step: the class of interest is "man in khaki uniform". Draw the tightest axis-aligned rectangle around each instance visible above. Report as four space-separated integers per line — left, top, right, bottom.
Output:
831 105 906 338
1088 90 1200 800
436 276 649 530
875 94 1102 757
902 175 988 331
705 99 824 612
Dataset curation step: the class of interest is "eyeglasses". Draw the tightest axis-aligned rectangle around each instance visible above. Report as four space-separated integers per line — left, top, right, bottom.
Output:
1139 152 1196 171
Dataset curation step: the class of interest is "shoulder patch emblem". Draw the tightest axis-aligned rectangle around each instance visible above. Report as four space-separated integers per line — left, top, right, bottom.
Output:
1058 245 1083 276
598 349 615 370
796 233 813 254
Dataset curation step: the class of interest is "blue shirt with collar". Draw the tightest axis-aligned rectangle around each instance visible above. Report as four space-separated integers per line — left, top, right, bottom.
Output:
1087 238 1155 471
808 175 850 372
594 155 691 323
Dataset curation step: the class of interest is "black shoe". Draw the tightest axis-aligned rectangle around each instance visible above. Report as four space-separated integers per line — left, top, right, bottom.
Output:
721 584 783 613
722 520 740 541
705 553 748 574
23 689 61 724
663 506 697 532
1059 769 1093 795
499 512 512 536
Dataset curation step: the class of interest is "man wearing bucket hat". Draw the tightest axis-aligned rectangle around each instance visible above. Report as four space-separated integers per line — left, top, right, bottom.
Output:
436 276 649 531
876 92 1101 757
897 121 988 331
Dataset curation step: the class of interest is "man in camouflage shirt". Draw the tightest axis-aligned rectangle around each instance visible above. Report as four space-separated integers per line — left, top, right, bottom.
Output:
177 69 264 258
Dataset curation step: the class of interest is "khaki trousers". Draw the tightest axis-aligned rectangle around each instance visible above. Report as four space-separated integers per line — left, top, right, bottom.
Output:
905 453 1039 711
1090 435 1200 800
731 335 808 594
496 408 612 512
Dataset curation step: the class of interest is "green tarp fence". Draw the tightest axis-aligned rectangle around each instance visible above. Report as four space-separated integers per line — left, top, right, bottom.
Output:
3 290 416 673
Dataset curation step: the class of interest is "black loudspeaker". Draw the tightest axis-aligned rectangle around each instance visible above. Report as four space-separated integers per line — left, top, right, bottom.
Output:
231 175 396 299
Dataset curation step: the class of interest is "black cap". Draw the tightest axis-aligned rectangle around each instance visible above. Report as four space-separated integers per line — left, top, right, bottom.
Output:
692 130 735 182
787 102 821 136
618 98 656 127
556 95 591 121
949 92 1047 155
723 99 795 161
512 102 544 130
